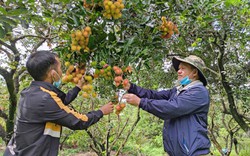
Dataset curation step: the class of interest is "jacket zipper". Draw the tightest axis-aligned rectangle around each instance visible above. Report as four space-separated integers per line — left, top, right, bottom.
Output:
183 137 190 154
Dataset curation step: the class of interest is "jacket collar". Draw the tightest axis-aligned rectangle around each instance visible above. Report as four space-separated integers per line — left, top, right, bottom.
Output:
176 80 203 95
30 81 66 99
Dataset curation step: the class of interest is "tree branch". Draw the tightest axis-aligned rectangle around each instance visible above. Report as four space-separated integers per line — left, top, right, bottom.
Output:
0 67 10 79
208 101 223 155
108 118 129 152
0 39 16 52
205 66 220 77
0 47 12 60
0 124 6 142
13 34 56 43
32 38 47 53
9 40 19 75
86 129 104 154
115 108 141 156
216 31 249 132
13 67 27 94
0 109 8 120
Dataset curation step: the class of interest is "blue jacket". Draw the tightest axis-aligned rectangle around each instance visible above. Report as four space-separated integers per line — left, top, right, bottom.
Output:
128 81 210 156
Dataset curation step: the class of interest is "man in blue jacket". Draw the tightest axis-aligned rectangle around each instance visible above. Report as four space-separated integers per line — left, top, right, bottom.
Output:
4 51 114 156
123 55 211 156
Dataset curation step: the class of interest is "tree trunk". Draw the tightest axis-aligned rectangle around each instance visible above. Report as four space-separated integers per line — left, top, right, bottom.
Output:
6 77 17 144
216 33 250 132
0 68 17 144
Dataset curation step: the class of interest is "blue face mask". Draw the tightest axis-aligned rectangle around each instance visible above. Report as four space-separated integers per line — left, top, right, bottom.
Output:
52 71 61 88
53 79 61 88
180 76 192 85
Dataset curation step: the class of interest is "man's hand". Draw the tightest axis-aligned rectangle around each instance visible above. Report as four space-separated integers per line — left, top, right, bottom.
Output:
100 102 114 115
76 76 85 89
123 94 141 107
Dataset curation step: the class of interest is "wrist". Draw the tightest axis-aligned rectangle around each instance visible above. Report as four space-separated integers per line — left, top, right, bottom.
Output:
76 84 82 89
137 98 141 107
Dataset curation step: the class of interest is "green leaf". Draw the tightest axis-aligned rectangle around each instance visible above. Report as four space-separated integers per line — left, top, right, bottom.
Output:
72 14 80 27
108 33 116 42
20 19 29 29
88 36 95 50
2 22 12 33
0 16 17 26
7 8 28 16
0 26 6 38
225 0 242 7
43 11 52 18
0 6 7 15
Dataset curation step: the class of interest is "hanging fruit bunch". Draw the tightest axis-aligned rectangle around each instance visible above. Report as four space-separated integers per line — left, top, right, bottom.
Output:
81 75 97 99
110 93 126 115
115 103 126 115
159 16 179 39
70 26 92 53
62 63 97 99
62 64 85 84
90 61 132 115
92 62 132 89
102 0 125 20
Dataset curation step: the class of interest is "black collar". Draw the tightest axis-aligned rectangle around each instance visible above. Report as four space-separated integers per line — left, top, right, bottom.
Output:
30 81 66 100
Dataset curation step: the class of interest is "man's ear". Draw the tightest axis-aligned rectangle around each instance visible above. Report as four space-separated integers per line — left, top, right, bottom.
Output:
51 69 58 78
193 69 199 78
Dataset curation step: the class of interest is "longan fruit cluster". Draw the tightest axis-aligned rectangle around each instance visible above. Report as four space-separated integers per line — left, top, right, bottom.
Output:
112 66 130 88
103 0 125 20
62 64 86 84
92 61 132 88
111 93 126 115
92 61 112 80
62 63 97 99
159 16 179 39
70 26 92 53
115 103 126 115
81 75 97 99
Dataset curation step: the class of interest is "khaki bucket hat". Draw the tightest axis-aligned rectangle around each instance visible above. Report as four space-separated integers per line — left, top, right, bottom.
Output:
172 55 207 86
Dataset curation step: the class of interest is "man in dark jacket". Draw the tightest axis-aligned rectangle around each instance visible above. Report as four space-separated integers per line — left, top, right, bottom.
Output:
4 51 114 156
123 55 210 156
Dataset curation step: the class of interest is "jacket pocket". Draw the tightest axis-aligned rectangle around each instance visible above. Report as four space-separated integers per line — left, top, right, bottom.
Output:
178 137 189 155
178 131 198 155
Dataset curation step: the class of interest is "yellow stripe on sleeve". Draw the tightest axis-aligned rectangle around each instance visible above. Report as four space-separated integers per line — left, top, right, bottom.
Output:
40 87 88 121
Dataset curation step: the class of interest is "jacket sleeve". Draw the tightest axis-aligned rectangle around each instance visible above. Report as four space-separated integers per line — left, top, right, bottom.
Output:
128 83 175 100
64 86 81 105
40 89 103 130
139 86 210 120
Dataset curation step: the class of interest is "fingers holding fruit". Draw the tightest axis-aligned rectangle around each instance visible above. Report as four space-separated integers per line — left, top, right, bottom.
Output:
100 102 114 115
76 75 86 89
122 94 140 107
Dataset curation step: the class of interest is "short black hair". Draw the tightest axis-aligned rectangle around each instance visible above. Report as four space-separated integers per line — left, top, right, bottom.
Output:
26 51 58 81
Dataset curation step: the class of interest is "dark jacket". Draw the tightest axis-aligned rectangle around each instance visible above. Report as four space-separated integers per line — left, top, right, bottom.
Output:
128 81 210 156
4 81 103 156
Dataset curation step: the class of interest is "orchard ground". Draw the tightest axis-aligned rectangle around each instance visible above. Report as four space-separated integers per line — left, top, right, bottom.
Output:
0 143 134 156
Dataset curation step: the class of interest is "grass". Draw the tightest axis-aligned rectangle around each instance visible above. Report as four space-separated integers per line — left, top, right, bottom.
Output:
1 137 250 156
